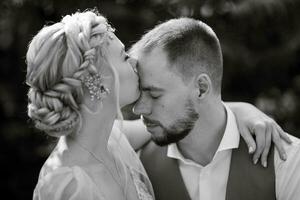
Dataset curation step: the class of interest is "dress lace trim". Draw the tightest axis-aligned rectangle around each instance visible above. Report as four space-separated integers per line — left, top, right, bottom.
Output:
130 168 154 200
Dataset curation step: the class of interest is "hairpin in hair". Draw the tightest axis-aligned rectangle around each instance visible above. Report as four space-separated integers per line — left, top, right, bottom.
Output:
82 73 110 101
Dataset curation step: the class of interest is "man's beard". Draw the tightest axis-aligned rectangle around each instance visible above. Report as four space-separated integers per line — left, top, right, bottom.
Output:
150 99 199 146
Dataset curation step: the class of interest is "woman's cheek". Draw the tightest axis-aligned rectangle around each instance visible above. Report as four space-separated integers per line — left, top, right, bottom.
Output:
119 81 133 106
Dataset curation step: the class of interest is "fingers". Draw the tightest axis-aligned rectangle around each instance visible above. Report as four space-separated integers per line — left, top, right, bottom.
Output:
272 125 287 161
260 125 272 168
239 125 256 154
276 124 292 144
252 123 266 165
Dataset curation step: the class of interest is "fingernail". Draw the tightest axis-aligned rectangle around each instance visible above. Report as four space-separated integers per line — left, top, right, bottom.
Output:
249 147 254 154
254 158 258 164
263 161 267 168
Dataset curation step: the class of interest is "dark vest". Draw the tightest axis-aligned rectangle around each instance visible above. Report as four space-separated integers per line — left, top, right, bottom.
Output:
140 140 275 200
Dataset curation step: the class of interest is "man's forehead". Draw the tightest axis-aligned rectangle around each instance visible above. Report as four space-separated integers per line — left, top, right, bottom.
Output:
139 46 167 61
137 61 164 82
137 65 184 93
137 66 162 90
140 85 165 92
137 48 169 73
136 60 165 91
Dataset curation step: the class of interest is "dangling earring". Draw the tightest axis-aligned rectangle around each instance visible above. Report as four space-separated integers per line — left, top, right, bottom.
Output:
82 73 110 101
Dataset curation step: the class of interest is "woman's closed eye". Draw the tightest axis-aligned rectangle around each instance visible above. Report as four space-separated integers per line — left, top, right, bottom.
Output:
124 53 130 61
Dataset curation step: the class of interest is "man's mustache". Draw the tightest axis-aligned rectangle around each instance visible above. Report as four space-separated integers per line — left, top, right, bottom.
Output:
142 116 161 126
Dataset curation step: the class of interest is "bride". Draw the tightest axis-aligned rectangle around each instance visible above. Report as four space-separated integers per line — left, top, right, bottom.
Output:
26 10 290 200
27 10 152 199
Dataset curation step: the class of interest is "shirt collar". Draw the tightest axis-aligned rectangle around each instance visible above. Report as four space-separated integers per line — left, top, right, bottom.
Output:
167 103 240 163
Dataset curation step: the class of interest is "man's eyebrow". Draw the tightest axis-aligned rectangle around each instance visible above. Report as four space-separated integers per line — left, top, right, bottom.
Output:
141 86 164 91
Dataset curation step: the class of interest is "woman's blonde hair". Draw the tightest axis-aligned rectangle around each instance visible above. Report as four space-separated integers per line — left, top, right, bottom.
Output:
26 10 121 137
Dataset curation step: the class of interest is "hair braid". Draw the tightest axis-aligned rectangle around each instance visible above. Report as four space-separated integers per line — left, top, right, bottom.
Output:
26 11 113 137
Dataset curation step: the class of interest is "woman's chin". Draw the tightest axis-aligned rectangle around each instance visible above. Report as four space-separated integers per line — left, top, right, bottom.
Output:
131 90 140 103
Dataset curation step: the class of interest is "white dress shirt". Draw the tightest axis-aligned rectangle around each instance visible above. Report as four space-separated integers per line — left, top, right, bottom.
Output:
167 105 300 200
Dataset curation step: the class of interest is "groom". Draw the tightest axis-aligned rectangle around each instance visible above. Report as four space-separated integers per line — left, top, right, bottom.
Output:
129 18 300 200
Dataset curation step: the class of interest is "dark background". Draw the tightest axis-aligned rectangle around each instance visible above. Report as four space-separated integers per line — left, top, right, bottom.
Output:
1 0 300 199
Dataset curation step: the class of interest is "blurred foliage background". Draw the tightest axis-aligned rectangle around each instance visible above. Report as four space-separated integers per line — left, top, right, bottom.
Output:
1 0 300 199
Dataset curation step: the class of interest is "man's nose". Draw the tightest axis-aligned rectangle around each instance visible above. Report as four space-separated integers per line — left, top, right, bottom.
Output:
133 96 151 116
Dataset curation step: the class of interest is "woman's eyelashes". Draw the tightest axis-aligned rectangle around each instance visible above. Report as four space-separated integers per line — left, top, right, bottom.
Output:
124 53 130 61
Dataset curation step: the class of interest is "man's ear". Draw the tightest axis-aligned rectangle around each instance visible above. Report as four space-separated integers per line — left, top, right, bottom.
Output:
194 73 211 99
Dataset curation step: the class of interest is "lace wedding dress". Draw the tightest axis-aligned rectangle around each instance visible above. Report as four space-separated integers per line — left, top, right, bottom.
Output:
33 125 155 200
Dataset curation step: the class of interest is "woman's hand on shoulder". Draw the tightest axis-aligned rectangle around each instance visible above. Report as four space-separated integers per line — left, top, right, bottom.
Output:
227 102 292 167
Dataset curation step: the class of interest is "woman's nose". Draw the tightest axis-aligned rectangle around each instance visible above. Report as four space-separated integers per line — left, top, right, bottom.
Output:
128 57 138 74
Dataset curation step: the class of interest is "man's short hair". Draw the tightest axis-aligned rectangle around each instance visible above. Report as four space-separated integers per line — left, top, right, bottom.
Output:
129 18 223 93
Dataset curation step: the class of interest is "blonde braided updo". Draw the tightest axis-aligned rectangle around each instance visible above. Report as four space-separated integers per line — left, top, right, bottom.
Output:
26 11 114 137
